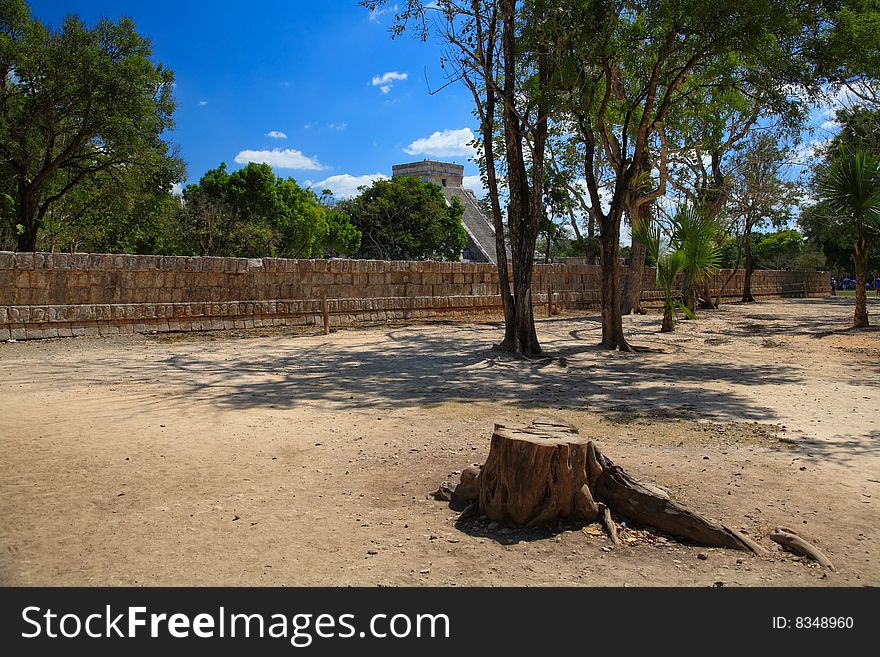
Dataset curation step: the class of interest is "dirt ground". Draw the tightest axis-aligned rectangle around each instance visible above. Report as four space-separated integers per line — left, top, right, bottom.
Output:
1 296 878 587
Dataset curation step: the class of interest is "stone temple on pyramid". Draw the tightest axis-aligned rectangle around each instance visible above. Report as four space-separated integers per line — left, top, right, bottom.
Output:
391 160 501 264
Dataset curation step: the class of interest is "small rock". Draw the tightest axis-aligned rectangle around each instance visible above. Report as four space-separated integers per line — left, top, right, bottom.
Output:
697 552 708 560
419 568 430 574
367 549 378 555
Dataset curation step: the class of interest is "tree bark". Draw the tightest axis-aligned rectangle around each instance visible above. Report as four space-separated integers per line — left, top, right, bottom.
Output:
741 228 756 302
622 153 652 315
479 422 599 527
599 212 631 351
769 527 834 570
15 184 39 252
853 236 869 327
660 305 675 332
622 239 646 315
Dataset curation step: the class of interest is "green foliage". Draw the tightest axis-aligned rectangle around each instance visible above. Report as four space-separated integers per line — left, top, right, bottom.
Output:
802 107 880 271
817 150 880 227
752 229 827 270
179 162 360 258
0 0 184 250
633 219 691 330
339 177 467 261
809 0 880 105
812 147 880 324
636 204 720 330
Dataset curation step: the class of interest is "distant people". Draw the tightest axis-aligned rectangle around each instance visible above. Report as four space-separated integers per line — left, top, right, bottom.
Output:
876 277 880 297
831 277 837 296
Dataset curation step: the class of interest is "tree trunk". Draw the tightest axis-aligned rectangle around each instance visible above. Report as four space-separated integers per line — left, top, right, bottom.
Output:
697 279 714 310
853 236 869 327
621 239 646 315
622 155 652 315
15 185 39 252
599 212 631 351
741 229 756 302
493 0 544 358
660 304 675 332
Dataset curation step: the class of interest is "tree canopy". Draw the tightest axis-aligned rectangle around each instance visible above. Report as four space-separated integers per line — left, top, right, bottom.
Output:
339 176 466 261
0 0 184 251
180 162 361 259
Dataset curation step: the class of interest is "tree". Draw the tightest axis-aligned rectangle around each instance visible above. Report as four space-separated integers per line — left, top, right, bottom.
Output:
181 162 360 258
801 105 880 278
340 176 466 261
675 205 722 315
636 205 720 332
727 133 799 301
547 0 824 350
809 0 880 108
364 0 553 356
0 0 183 251
752 229 823 270
635 220 690 332
815 149 880 326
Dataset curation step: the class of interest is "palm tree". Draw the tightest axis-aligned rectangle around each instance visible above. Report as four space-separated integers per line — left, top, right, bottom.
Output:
635 205 719 332
817 150 880 328
672 206 722 316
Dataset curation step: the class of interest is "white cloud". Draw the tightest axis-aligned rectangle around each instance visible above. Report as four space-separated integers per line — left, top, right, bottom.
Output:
234 148 325 170
371 71 407 94
792 139 829 166
265 130 287 139
309 173 388 199
328 122 347 131
462 175 486 197
171 182 183 197
368 3 398 22
405 128 476 157
198 100 208 106
372 71 408 86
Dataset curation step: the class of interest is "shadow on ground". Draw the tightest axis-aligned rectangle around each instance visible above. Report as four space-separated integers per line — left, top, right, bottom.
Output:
139 318 801 425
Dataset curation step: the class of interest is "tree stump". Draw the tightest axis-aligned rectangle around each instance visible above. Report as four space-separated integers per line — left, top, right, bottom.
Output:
478 421 599 527
453 419 766 554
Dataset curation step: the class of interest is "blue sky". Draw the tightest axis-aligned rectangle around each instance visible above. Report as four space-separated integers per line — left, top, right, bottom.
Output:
29 1 483 198
28 1 853 209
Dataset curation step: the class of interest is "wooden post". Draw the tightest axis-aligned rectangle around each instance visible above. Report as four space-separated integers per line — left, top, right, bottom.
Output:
547 286 553 317
321 295 330 335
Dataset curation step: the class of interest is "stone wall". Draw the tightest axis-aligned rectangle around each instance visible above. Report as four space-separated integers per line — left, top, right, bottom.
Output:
0 251 830 340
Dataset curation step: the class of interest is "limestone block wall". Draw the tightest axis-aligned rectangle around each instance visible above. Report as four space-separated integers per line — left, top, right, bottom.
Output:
0 251 830 340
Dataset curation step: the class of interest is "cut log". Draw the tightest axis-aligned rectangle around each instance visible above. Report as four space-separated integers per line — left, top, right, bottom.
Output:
591 448 767 554
770 527 834 570
478 422 599 526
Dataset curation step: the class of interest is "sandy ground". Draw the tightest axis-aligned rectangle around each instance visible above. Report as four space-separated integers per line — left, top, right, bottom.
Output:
1 296 878 587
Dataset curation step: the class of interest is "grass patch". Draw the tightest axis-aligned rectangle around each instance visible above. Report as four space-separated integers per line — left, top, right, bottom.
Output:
834 289 880 297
